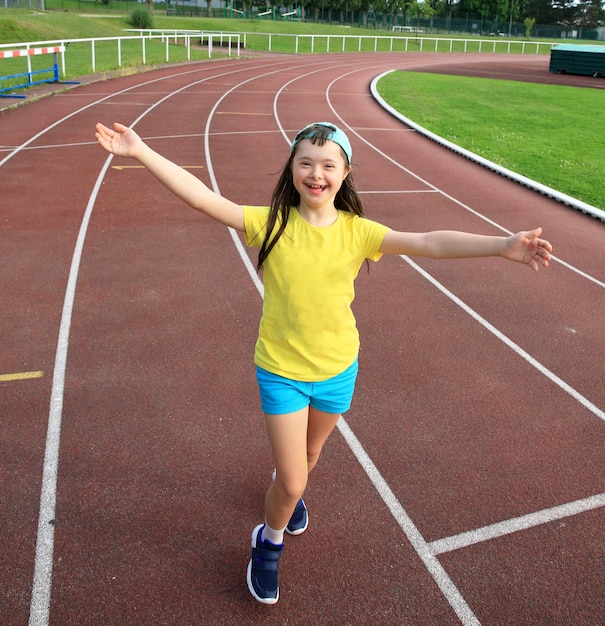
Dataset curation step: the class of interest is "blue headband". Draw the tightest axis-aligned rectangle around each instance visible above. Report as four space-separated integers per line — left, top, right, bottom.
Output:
291 122 353 164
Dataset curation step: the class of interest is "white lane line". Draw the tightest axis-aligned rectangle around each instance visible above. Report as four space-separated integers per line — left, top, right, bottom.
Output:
328 71 605 291
269 64 478 621
429 493 605 555
28 157 112 626
26 59 301 626
322 67 605 419
359 189 439 194
401 255 605 423
263 64 481 624
337 418 483 626
22 56 602 626
275 65 604 621
0 63 237 169
8 129 294 154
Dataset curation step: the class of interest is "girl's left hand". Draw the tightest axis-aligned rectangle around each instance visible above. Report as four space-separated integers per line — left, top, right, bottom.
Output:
504 227 552 271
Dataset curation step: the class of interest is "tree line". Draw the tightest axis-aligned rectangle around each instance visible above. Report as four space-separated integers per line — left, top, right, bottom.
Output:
228 0 605 31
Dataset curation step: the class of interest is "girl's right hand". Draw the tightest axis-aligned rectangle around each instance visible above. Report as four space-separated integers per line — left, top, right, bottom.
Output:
95 122 143 159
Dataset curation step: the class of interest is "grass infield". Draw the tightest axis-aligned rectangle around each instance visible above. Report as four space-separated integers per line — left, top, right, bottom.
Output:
376 71 603 211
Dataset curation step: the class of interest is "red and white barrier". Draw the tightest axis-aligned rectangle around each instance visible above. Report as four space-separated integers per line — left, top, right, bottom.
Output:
0 45 71 99
0 46 64 59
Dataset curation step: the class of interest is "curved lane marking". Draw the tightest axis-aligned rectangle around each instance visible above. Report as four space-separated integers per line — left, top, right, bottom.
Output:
27 58 315 626
22 57 604 626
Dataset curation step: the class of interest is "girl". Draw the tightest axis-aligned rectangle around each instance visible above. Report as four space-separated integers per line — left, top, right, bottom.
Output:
95 121 552 605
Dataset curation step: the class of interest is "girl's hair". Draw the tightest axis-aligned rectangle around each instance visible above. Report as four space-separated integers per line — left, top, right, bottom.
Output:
256 123 366 271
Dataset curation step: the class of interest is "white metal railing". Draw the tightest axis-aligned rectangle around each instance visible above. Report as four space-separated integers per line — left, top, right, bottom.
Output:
123 29 242 58
1 30 557 81
0 31 241 78
252 32 558 54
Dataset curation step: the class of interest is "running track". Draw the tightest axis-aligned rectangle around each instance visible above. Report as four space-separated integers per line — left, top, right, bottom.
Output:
1 52 604 625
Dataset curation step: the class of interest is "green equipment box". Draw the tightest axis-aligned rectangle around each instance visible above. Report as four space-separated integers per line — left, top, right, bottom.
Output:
549 44 605 77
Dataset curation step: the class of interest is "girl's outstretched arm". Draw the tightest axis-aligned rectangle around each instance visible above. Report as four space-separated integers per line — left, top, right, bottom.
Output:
95 122 245 231
379 227 552 272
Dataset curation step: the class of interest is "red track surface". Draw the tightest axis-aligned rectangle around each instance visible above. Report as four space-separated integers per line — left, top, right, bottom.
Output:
1 52 604 625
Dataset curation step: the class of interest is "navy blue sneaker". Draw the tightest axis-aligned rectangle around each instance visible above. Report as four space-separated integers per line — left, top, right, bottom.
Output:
247 524 284 605
286 499 308 536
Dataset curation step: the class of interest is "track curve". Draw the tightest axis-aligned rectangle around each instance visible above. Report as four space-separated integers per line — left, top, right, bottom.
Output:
1 52 603 626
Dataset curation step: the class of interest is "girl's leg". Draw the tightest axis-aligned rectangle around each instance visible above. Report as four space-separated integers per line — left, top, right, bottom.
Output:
247 407 341 604
249 407 306 606
264 407 310 531
263 407 340 530
306 407 341 473
278 408 341 537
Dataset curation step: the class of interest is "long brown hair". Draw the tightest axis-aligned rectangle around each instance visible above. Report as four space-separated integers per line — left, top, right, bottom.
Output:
257 124 366 271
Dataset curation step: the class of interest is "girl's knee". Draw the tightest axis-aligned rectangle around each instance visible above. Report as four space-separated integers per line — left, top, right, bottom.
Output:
274 472 307 502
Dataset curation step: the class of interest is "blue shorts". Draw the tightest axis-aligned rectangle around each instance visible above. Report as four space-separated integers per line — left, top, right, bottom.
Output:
256 359 359 415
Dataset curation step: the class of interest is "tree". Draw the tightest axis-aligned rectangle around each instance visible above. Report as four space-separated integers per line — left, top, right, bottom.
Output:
457 0 509 22
553 0 604 29
522 0 557 25
577 0 605 29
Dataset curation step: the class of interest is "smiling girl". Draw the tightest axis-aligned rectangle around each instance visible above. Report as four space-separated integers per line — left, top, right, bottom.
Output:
95 121 552 605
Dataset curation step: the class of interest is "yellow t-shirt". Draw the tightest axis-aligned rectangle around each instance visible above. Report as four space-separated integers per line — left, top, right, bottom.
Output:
244 206 390 382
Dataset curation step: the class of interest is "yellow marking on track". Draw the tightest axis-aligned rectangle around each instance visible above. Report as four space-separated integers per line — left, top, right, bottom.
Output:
0 370 44 382
112 165 204 171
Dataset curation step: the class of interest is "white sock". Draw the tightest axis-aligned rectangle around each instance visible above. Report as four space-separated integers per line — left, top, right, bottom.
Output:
262 522 286 546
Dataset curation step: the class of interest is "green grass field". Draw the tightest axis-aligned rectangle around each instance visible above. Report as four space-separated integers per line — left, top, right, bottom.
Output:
1 9 602 211
376 71 604 210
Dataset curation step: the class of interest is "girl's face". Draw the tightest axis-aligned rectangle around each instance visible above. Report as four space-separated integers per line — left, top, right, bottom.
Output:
291 138 351 211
